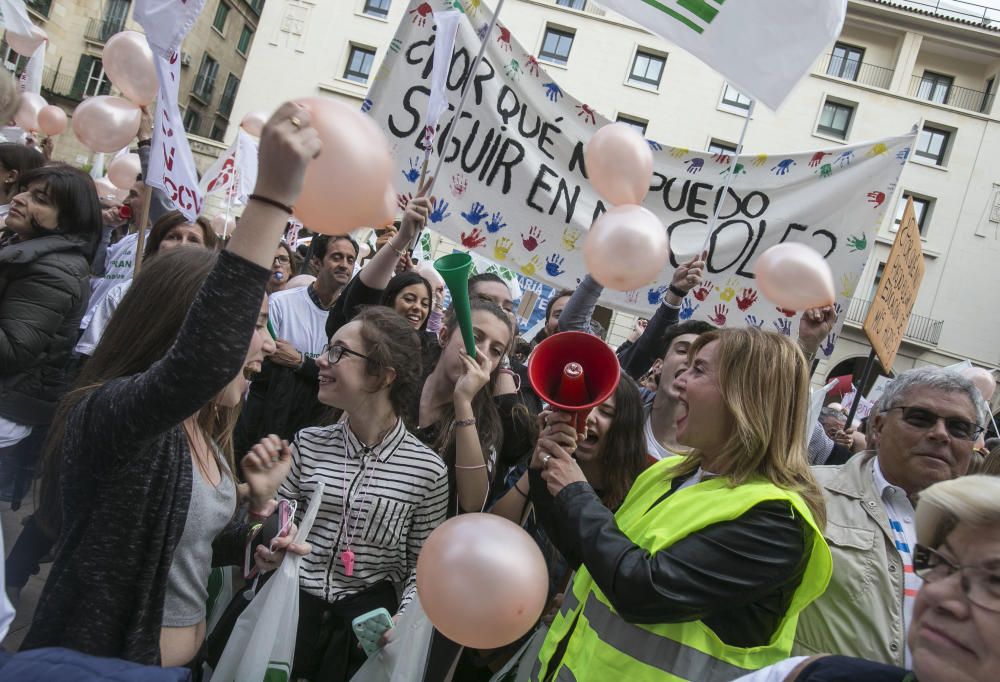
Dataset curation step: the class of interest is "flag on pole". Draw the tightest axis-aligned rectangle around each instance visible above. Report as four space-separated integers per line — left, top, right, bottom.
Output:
0 0 36 38
133 0 206 59
199 130 258 205
596 0 846 110
19 42 43 94
420 10 462 151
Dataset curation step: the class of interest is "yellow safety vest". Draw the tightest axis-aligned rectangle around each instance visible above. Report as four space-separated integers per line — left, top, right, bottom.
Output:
533 457 832 682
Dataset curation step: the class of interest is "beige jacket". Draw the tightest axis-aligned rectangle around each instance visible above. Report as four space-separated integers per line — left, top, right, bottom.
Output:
793 451 906 666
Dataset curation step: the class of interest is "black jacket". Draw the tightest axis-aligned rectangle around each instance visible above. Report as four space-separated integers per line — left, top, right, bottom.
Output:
0 232 92 425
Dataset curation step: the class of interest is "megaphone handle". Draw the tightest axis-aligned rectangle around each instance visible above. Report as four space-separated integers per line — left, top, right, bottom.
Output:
574 411 587 436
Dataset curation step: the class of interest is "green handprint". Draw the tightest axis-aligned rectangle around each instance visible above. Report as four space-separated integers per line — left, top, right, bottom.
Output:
720 163 746 176
505 59 522 80
519 255 541 276
847 234 867 252
840 272 858 298
494 237 513 261
818 163 833 178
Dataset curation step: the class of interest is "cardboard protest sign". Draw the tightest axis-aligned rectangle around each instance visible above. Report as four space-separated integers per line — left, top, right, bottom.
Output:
366 0 912 358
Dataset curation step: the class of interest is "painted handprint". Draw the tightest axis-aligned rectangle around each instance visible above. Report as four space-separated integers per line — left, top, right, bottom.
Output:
389 38 402 54
647 139 663 151
735 287 757 311
545 254 565 277
461 228 486 248
401 157 421 183
771 159 796 175
429 199 451 223
692 281 713 301
522 225 545 251
542 82 563 102
866 191 886 208
808 151 829 167
461 201 488 225
840 273 858 298
669 147 689 158
493 237 513 261
647 286 668 305
816 163 833 178
626 289 639 304
836 150 854 167
834 302 843 317
776 306 797 317
496 25 512 51
896 147 910 164
485 211 506 233
752 153 768 167
719 163 746 176
685 158 704 174
519 255 541 276
562 227 582 250
525 54 540 77
867 142 888 157
679 299 698 320
719 279 738 302
451 174 468 198
821 332 837 356
773 318 792 336
847 234 867 252
745 315 764 328
476 22 489 40
713 151 732 165
708 304 728 326
361 98 373 113
464 0 481 16
504 59 522 80
576 103 597 125
409 2 432 26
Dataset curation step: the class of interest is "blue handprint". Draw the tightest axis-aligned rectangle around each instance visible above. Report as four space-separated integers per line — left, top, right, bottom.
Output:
821 332 837 356
685 158 704 174
477 22 489 40
361 98 373 113
542 82 563 102
401 157 420 183
771 159 796 175
545 254 565 277
485 211 507 233
429 199 451 223
461 201 488 225
896 147 910 164
833 302 843 317
646 139 663 151
647 286 668 305
836 150 854 167
679 299 698 320
773 318 792 336
744 315 764 329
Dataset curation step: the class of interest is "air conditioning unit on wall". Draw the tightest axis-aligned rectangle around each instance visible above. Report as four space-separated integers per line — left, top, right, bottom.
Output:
181 52 192 66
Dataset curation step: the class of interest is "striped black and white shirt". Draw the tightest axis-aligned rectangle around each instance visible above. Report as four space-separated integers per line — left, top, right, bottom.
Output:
280 418 449 612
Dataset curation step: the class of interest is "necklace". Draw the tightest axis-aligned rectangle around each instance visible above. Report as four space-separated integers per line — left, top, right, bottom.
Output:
338 443 379 577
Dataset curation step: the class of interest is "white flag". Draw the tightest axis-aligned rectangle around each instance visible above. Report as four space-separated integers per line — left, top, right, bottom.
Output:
0 0 37 39
133 0 207 58
421 10 462 150
199 130 257 205
597 0 846 110
19 42 43 94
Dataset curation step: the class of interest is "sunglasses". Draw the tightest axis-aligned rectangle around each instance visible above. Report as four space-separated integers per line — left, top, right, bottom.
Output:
882 406 984 441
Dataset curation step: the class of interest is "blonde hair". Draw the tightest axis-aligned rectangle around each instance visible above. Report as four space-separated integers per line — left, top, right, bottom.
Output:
668 327 826 527
916 475 1000 547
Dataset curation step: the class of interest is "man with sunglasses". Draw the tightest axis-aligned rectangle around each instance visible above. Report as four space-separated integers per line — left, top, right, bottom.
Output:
795 367 988 667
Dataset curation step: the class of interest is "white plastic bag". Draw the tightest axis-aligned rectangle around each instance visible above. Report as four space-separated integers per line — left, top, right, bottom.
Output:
211 482 325 682
350 594 437 682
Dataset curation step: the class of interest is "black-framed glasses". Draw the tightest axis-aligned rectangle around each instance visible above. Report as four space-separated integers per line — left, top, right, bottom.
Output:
322 343 369 365
914 544 1000 612
273 255 291 265
882 406 984 441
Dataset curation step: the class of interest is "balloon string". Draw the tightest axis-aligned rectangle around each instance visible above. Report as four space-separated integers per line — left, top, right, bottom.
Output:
699 99 756 255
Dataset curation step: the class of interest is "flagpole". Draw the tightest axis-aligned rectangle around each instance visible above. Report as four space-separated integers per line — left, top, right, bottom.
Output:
132 185 153 276
699 99 755 255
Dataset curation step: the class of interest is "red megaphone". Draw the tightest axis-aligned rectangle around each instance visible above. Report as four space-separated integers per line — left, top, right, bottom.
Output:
527 331 621 434
118 204 132 220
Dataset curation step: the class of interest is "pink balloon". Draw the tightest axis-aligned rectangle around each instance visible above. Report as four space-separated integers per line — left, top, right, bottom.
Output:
93 176 128 202
292 96 394 234
962 367 996 401
108 153 142 190
584 122 653 206
754 243 835 311
13 92 46 131
583 204 669 291
102 31 158 105
416 514 548 649
5 26 46 56
71 96 141 153
240 111 267 137
37 105 67 136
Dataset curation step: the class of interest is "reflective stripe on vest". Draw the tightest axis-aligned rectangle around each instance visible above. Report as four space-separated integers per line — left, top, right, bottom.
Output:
581 592 753 682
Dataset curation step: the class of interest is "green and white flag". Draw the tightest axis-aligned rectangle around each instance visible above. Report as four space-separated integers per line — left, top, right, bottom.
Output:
598 0 846 109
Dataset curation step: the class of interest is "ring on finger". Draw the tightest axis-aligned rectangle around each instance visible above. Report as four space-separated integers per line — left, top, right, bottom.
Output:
290 116 302 129
542 454 552 467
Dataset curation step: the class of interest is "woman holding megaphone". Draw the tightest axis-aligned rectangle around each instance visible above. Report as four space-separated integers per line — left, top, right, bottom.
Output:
527 327 833 681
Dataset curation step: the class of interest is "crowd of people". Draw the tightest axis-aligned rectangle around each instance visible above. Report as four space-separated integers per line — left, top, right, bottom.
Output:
0 100 997 682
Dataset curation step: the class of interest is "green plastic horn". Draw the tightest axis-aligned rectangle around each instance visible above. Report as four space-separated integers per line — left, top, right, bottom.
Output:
434 252 477 359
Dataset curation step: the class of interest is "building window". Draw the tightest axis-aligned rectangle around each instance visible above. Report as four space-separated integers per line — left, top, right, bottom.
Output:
869 262 885 301
71 55 111 98
212 2 230 33
914 125 951 166
982 76 995 113
219 73 239 117
24 0 52 18
249 0 264 14
917 71 953 104
184 106 202 135
209 117 227 141
707 139 737 156
193 54 219 101
0 43 29 74
555 0 586 9
237 24 253 55
344 45 375 83
363 0 391 17
539 26 574 66
616 114 647 135
893 193 932 235
827 42 864 81
720 83 751 112
817 99 854 139
628 49 665 88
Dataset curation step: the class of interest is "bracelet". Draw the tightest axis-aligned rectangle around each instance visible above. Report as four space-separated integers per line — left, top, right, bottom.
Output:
512 482 529 498
497 368 521 392
137 139 151 148
455 417 477 428
388 241 406 258
667 284 687 299
296 352 306 371
249 193 294 215
454 462 488 470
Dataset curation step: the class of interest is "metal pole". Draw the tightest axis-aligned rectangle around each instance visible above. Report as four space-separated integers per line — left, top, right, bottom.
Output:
845 348 878 426
699 99 756 254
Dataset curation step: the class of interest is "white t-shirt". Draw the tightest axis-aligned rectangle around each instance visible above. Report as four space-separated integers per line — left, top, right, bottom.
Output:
0 416 30 449
75 280 131 356
643 402 687 461
81 231 147 329
269 285 329 357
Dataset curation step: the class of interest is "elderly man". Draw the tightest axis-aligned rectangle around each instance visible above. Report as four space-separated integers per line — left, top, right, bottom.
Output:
794 367 988 667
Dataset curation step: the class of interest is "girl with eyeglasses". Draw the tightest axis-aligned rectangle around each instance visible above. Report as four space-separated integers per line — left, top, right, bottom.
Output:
243 306 449 682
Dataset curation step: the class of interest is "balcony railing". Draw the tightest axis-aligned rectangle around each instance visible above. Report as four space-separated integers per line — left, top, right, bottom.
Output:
846 297 944 346
887 0 1000 29
41 66 79 101
908 75 994 112
85 17 125 44
818 53 894 90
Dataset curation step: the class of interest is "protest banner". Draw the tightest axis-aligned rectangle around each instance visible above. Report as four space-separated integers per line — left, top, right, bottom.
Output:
365 0 913 359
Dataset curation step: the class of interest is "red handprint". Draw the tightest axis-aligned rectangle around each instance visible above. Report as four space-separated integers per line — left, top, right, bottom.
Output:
776 306 797 317
521 225 545 251
735 288 757 311
461 228 486 248
713 152 731 165
409 2 432 25
692 281 714 301
809 151 829 167
525 55 540 77
396 192 413 211
450 174 468 198
709 304 728 326
866 191 885 208
497 25 512 51
576 104 596 125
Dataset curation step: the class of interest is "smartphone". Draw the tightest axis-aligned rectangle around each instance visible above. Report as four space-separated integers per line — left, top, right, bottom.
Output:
351 607 394 657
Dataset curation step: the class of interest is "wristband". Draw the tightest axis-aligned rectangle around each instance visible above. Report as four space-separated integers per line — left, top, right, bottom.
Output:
667 284 687 299
296 352 306 371
137 139 152 148
249 193 294 214
455 417 477 428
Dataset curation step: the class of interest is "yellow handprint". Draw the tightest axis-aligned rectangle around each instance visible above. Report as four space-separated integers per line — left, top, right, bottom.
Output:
520 255 541 277
752 153 768 167
669 147 689 158
493 237 513 261
867 143 888 157
840 272 858 298
562 227 583 251
464 0 481 15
